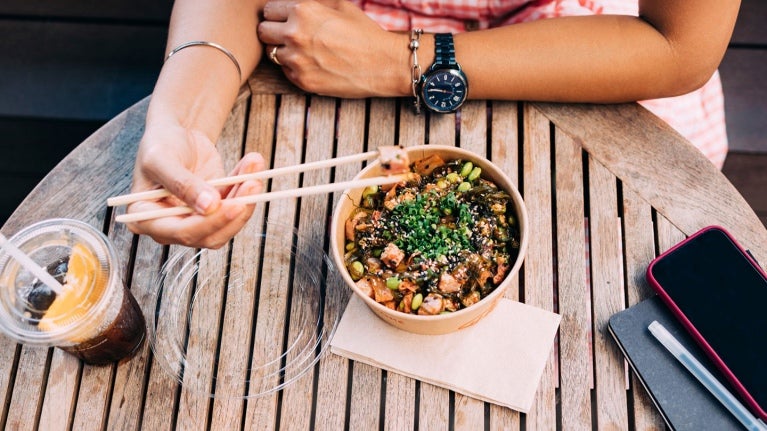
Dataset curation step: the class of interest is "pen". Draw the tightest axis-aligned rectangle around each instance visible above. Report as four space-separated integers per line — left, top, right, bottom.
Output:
648 321 767 431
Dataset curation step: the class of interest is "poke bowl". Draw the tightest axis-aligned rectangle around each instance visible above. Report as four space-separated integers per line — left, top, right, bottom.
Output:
330 145 528 335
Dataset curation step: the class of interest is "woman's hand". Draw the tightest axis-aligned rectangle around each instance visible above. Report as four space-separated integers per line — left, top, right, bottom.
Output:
257 0 409 98
126 124 265 249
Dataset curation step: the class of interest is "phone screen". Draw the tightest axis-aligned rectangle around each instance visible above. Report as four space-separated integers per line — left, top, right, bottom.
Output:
649 227 767 414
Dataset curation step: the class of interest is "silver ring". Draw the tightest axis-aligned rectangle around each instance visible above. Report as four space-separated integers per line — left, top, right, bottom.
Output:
269 46 282 66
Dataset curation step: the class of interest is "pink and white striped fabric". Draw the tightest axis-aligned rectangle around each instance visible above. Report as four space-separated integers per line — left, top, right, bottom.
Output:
351 0 728 167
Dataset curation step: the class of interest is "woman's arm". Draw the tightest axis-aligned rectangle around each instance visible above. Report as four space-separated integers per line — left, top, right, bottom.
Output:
459 0 741 102
127 0 267 248
149 0 264 141
257 0 740 103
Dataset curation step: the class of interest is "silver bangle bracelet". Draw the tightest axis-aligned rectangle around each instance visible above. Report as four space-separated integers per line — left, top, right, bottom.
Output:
409 28 424 115
165 41 242 81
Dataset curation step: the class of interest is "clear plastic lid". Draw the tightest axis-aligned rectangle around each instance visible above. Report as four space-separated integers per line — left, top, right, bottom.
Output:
0 219 116 345
149 221 349 399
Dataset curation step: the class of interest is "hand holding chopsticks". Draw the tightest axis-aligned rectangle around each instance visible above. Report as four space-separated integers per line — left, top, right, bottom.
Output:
108 147 411 224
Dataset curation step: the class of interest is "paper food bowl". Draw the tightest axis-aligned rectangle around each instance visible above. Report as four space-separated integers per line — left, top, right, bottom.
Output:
330 145 529 335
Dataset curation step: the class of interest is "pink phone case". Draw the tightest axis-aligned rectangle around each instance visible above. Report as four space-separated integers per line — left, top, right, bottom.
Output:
646 225 767 422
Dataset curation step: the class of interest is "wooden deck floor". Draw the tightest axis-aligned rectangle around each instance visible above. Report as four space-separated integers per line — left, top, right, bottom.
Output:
0 0 764 227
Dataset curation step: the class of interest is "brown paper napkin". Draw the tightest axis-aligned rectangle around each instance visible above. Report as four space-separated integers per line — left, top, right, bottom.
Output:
330 296 561 413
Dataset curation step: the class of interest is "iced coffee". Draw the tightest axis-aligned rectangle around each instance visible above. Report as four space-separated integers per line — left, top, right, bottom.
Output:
0 219 145 365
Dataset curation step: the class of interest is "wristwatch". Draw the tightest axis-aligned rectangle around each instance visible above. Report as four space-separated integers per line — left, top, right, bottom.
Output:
419 33 469 113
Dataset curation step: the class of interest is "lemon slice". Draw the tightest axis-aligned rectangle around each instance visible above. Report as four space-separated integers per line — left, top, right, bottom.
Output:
38 243 106 339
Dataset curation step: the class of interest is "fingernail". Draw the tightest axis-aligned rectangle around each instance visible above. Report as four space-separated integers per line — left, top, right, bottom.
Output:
225 204 245 220
195 191 215 213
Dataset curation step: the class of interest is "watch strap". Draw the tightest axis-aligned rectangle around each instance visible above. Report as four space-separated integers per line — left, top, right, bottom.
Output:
432 33 458 69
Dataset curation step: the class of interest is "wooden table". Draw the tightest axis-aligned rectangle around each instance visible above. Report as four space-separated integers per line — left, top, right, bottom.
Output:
2 63 766 431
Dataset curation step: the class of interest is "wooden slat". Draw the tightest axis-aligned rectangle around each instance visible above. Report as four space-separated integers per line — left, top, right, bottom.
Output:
0 342 19 428
106 233 165 430
428 111 456 147
6 347 57 431
140 247 188 431
587 157 629 430
175 247 230 431
620 187 666 430
553 129 593 430
418 384 450 431
399 102 427 147
522 105 557 430
242 93 306 430
313 98 365 431
191 98 257 430
174 100 248 431
142 245 208 431
209 92 275 431
249 62 303 96
384 373 417 431
489 101 522 429
655 216 686 256
458 100 487 152
279 96 337 430
532 102 767 266
348 363 382 429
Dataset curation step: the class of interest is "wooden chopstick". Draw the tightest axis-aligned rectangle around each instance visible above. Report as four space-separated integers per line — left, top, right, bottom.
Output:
114 173 411 223
107 150 379 207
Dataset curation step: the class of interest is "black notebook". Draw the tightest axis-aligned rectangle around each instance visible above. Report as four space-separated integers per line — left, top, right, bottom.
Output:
608 296 743 431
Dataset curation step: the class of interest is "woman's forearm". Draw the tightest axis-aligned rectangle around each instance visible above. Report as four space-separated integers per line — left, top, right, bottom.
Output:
147 0 265 142
454 0 739 102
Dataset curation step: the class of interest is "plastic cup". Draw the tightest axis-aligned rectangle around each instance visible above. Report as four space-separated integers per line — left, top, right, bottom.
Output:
0 219 145 365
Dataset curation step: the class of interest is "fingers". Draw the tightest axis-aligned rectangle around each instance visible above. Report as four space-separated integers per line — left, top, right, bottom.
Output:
262 0 292 22
141 131 223 215
126 179 261 249
224 152 266 197
127 151 266 249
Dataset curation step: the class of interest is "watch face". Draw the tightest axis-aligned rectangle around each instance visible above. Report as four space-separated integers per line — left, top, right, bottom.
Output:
421 69 468 113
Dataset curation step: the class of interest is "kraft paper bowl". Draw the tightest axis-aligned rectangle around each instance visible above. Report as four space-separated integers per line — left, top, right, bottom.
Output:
330 145 528 335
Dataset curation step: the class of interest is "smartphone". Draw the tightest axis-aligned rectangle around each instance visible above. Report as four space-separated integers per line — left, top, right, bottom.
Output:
647 225 767 421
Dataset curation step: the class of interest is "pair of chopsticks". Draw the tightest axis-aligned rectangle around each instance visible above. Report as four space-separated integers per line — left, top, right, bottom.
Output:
109 150 405 223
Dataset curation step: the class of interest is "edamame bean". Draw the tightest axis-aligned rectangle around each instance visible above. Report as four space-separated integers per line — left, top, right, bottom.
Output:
362 185 378 198
411 293 423 310
349 261 364 281
386 276 400 290
468 166 482 181
460 162 473 178
457 182 471 192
